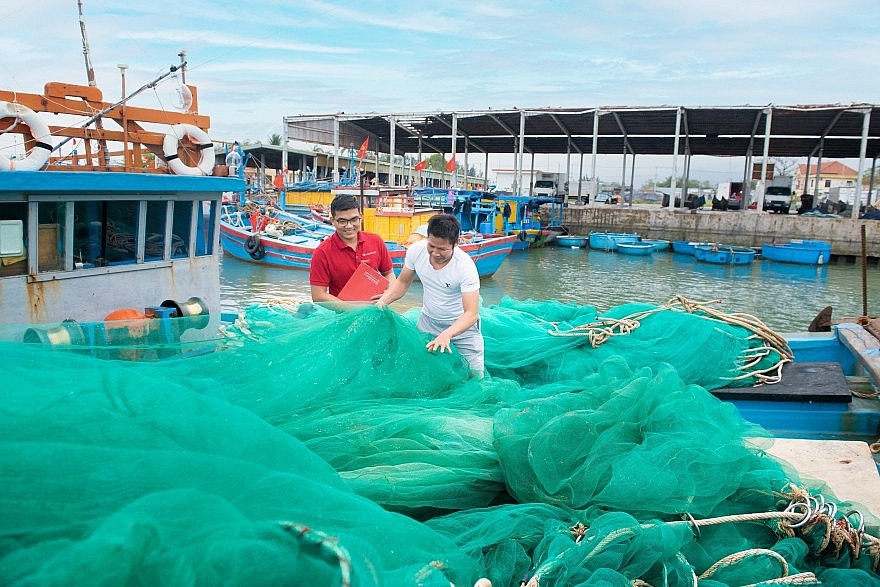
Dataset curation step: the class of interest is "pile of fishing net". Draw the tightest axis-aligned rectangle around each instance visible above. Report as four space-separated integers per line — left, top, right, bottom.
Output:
1 298 878 586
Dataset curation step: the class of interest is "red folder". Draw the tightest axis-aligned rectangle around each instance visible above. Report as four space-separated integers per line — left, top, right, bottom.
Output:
337 263 390 302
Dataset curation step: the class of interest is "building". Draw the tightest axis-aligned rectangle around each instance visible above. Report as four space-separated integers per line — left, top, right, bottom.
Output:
793 161 858 198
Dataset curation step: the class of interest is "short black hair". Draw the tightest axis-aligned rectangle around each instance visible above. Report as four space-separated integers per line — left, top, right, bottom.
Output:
330 194 359 216
427 214 460 245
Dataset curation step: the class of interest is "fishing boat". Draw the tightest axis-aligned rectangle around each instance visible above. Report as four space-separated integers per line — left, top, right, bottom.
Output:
555 235 589 248
639 238 670 251
714 320 880 443
588 232 639 251
761 239 832 265
389 232 517 278
0 69 244 336
671 240 712 255
694 244 757 265
616 242 655 256
219 204 516 277
219 205 332 268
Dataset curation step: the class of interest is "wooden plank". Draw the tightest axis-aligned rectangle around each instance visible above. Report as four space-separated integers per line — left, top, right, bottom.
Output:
765 439 880 530
838 324 880 384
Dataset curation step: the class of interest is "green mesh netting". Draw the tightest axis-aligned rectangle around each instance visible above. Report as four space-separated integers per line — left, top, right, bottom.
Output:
1 298 878 586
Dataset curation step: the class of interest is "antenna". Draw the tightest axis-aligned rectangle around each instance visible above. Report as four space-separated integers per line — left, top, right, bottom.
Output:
77 0 109 166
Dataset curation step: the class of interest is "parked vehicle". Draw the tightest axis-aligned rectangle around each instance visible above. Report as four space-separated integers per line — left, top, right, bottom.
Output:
763 176 794 214
532 172 568 198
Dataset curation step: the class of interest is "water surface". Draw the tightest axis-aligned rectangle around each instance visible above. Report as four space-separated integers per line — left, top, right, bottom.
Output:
220 246 880 333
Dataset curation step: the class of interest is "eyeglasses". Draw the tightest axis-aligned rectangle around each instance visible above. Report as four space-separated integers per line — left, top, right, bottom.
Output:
334 216 361 226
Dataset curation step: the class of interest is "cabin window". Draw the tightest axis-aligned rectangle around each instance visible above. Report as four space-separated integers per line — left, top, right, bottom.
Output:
144 201 168 262
3 196 217 278
170 201 193 259
37 202 67 272
73 201 102 268
0 203 28 277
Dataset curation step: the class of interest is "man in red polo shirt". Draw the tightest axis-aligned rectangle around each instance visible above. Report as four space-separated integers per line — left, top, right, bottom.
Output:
310 194 394 302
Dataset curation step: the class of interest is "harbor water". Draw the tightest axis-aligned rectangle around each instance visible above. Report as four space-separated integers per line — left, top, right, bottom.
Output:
220 246 880 333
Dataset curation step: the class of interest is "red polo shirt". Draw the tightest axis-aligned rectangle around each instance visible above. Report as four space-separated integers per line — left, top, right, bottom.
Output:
310 231 393 296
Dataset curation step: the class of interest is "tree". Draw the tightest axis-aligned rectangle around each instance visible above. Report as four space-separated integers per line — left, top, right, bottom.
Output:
425 153 447 171
268 134 282 146
769 157 798 177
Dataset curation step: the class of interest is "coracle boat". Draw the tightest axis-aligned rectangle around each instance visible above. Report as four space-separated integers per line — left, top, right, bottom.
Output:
555 235 589 248
639 238 670 251
694 244 757 265
589 231 639 251
616 242 655 256
671 240 712 255
761 239 832 265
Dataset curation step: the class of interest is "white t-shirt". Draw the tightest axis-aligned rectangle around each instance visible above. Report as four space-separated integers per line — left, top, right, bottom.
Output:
404 240 480 322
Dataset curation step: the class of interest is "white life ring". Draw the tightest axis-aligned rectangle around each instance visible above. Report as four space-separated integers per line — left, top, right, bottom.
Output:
0 101 53 171
163 123 214 176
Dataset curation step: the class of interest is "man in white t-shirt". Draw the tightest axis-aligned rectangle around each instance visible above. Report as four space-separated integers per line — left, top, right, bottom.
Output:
376 214 484 376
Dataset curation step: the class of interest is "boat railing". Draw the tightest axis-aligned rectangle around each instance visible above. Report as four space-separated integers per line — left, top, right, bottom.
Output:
0 79 216 175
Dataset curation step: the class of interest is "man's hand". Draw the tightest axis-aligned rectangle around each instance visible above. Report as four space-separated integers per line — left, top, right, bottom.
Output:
426 332 453 353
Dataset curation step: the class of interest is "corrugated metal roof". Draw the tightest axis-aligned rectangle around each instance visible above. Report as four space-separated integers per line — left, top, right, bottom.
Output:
284 104 880 160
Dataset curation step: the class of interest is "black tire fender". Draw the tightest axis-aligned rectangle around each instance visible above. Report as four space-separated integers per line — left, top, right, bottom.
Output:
245 234 265 259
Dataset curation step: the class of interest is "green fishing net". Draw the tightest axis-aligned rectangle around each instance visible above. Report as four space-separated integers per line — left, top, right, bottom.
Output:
1 298 878 586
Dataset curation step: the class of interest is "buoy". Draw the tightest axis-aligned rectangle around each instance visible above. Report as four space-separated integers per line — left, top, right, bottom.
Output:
104 308 151 338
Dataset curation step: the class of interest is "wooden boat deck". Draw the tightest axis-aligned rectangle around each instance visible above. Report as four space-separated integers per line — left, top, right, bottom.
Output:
765 439 880 529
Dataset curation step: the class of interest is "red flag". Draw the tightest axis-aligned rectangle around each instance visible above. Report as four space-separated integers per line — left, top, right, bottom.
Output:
414 159 427 171
356 137 369 159
445 157 456 172
273 172 284 190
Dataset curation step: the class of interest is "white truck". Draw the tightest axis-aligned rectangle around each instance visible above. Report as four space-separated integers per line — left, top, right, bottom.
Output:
532 172 568 199
763 176 794 214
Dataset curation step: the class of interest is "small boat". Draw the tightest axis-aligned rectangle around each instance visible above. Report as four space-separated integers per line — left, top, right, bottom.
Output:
694 244 757 265
761 239 832 265
639 239 670 252
617 242 655 256
555 235 589 249
589 232 639 251
671 240 712 255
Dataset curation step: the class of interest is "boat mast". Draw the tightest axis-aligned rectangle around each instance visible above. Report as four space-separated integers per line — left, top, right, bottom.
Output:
77 0 110 167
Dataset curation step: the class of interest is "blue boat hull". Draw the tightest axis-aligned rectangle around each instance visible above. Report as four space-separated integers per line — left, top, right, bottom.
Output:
761 240 831 265
717 326 880 442
617 243 654 256
221 214 516 277
672 240 711 255
556 236 589 248
694 245 756 265
589 232 639 251
640 239 670 251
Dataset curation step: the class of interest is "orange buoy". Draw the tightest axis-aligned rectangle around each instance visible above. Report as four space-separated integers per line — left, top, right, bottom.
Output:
104 308 147 322
104 308 151 339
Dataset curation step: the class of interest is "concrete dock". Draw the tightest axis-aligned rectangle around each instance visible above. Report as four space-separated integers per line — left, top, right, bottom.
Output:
563 205 880 260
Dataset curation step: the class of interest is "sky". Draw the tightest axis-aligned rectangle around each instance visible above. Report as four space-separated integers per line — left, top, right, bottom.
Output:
2 0 878 185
